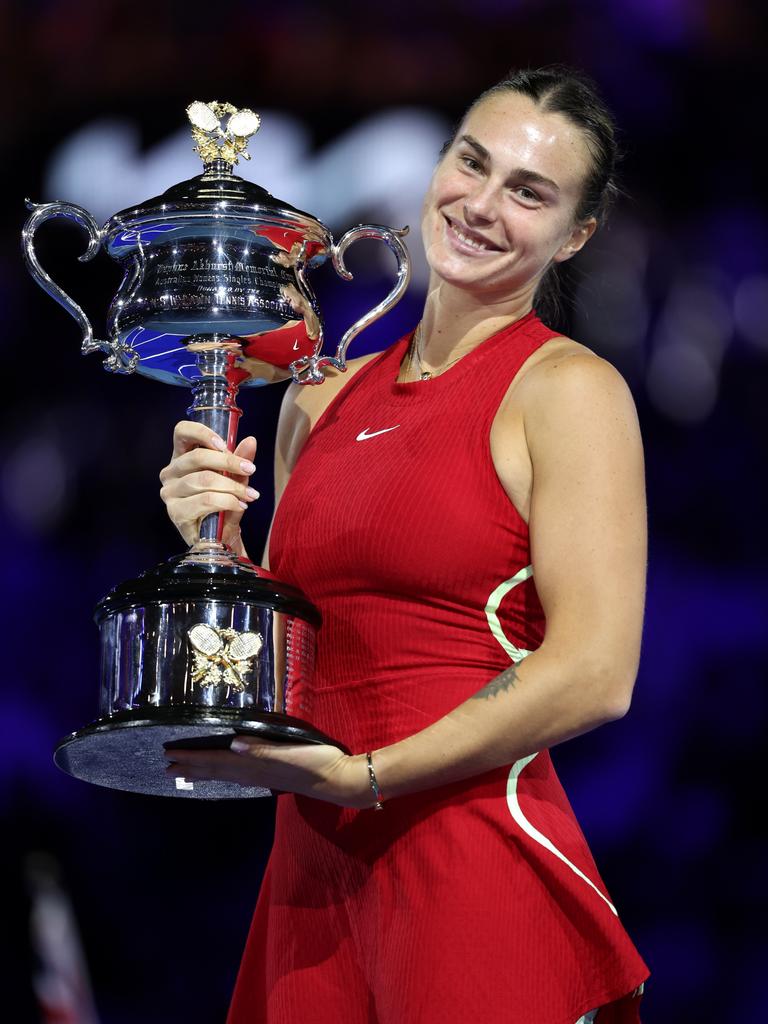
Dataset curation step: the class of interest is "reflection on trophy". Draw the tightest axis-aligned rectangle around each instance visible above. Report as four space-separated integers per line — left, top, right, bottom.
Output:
22 100 410 799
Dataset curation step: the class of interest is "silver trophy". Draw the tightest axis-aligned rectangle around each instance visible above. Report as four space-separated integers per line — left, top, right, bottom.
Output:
23 100 410 798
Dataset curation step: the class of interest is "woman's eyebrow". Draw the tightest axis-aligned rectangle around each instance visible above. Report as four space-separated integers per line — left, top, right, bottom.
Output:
460 134 492 162
512 168 561 194
459 134 561 194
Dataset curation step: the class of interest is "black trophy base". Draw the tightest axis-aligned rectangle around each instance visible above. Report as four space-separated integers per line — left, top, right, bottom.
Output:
53 706 349 800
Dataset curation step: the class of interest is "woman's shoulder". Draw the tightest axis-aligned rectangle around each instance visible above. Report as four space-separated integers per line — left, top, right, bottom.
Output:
496 333 638 440
515 333 632 402
512 334 639 438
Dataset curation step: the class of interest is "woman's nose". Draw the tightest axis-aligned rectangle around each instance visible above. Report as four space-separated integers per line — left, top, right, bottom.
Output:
466 195 495 228
463 182 497 224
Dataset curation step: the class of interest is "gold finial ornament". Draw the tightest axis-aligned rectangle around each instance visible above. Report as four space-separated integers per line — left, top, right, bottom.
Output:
186 100 261 167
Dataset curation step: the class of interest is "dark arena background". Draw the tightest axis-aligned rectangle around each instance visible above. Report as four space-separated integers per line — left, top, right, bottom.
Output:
2 2 766 1021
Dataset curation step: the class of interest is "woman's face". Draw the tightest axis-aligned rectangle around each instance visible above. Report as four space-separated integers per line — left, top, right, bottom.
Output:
421 91 597 302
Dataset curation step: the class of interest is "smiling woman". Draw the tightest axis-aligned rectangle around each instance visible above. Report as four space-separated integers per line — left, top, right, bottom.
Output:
160 66 649 1024
423 96 594 294
423 66 619 326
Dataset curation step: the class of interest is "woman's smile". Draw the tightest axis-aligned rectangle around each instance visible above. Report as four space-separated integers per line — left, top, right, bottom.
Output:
443 214 503 255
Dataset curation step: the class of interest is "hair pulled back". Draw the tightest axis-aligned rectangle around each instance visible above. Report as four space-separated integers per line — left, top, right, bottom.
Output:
445 65 622 325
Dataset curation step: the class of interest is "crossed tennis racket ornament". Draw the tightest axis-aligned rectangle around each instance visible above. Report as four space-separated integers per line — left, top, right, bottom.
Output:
23 100 410 798
187 624 263 693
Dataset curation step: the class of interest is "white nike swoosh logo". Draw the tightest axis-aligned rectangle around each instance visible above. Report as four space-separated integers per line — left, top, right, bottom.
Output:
292 340 300 350
355 425 400 441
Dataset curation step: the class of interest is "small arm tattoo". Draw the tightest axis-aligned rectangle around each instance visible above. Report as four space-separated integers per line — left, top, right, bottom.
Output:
471 664 520 700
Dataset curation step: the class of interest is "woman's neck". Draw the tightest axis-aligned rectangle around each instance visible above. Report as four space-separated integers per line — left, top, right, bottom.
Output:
418 278 537 368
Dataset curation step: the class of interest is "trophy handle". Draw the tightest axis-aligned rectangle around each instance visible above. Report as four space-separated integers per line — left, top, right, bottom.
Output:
291 224 411 384
22 200 131 373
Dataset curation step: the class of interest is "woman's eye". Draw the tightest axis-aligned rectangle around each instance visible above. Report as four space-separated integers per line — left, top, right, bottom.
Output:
460 155 482 171
515 186 541 203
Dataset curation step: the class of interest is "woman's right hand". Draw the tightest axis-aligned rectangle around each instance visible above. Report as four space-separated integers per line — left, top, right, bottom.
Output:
159 421 259 558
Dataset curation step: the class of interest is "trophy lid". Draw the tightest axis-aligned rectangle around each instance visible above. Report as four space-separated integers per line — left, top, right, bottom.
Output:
121 162 311 218
109 100 323 231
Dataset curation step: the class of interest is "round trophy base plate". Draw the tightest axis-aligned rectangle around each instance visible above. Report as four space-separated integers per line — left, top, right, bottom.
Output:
53 707 349 800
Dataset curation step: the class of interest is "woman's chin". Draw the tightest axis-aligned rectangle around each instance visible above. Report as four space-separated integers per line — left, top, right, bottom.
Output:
427 252 485 287
429 262 504 298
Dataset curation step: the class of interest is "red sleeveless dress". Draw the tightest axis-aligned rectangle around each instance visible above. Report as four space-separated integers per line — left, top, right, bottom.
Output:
228 311 649 1024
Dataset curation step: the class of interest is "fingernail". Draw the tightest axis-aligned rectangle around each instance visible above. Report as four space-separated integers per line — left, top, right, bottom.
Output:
238 501 248 510
240 460 256 473
230 738 249 753
211 435 227 451
245 487 259 500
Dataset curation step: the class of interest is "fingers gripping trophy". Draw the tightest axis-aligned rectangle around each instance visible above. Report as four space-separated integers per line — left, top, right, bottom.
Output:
22 101 410 799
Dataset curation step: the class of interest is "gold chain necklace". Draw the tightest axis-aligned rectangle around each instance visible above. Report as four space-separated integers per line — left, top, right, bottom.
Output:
409 322 465 382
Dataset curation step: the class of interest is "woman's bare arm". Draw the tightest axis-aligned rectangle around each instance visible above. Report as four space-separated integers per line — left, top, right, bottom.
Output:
368 353 647 800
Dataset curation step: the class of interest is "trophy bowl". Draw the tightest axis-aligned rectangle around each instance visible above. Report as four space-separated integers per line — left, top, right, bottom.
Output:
22 100 410 798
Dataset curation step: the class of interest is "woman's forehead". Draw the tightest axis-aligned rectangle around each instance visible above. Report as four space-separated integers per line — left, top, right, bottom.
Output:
460 92 593 187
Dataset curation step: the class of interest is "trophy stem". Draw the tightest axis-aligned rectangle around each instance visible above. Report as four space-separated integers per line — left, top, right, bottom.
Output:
202 157 237 180
185 338 244 544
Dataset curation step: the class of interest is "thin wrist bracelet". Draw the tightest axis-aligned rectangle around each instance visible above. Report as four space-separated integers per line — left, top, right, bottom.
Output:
365 751 384 810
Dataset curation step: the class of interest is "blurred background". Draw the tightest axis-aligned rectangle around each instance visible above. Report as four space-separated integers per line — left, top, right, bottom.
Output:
2 0 767 1020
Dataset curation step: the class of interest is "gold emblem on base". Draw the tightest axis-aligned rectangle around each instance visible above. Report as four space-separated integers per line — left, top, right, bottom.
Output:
187 623 263 691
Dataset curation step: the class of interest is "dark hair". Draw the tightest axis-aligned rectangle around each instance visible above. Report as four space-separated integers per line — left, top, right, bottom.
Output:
443 65 622 325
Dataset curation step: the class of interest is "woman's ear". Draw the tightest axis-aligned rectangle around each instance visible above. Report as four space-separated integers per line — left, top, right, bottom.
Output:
553 217 598 264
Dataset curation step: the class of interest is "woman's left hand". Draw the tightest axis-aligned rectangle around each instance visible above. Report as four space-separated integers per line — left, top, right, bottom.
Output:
164 737 372 808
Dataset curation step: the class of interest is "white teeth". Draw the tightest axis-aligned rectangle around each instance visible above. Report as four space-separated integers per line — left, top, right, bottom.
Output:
451 222 489 251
